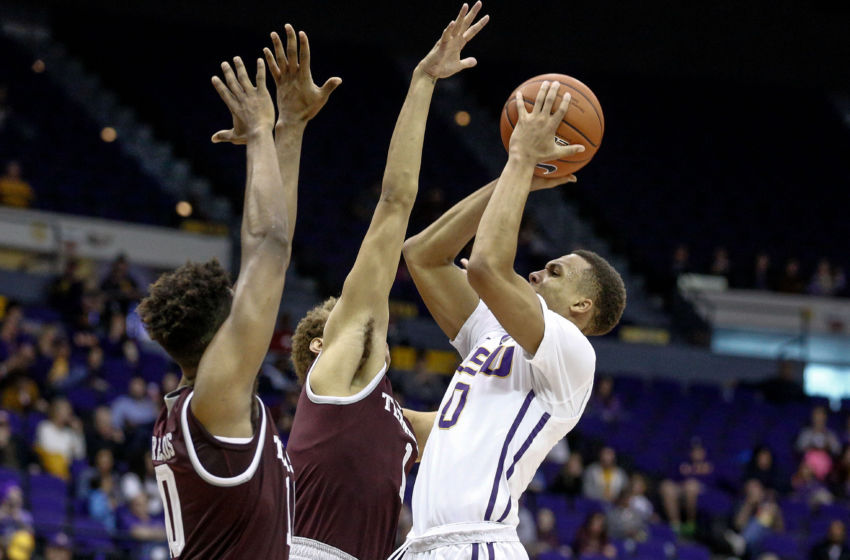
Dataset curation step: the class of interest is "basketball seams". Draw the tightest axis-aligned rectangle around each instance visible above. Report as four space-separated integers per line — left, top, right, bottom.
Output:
503 97 599 150
518 77 605 132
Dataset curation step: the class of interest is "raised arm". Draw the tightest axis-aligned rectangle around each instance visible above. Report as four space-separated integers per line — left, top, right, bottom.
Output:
403 175 573 339
213 25 341 245
311 2 489 397
192 57 291 437
466 82 584 354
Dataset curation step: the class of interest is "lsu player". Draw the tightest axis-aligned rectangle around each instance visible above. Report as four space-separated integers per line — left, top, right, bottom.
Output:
285 4 488 560
399 82 627 557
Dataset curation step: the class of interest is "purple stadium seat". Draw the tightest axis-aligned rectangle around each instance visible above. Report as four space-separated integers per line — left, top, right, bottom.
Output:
779 498 810 533
648 522 677 543
554 512 582 544
537 551 569 560
815 503 850 524
759 533 803 560
66 386 100 414
536 493 569 518
676 542 711 560
572 496 606 516
697 487 734 517
72 516 114 553
0 467 22 488
138 351 169 383
25 411 47 445
29 473 68 499
32 507 67 537
635 538 675 559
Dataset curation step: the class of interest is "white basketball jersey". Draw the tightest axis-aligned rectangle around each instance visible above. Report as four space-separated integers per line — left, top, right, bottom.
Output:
411 295 595 534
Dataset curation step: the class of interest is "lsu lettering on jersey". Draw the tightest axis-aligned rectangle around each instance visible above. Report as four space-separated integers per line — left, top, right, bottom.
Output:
411 295 595 535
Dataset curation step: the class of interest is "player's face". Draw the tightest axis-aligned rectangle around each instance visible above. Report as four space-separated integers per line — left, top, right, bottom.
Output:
528 254 591 313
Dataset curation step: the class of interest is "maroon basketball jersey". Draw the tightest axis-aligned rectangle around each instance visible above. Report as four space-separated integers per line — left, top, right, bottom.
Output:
151 387 294 559
288 364 418 559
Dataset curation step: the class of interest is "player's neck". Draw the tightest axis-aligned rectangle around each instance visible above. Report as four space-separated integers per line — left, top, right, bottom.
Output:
178 370 197 389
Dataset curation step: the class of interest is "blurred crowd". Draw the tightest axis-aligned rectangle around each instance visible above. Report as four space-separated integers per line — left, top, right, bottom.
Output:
671 244 848 298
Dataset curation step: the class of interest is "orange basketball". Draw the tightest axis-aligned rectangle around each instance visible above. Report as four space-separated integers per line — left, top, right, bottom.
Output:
499 73 604 177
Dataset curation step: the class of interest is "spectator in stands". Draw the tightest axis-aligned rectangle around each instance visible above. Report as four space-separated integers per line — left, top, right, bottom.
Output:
85 405 124 463
709 246 732 281
796 405 841 480
393 350 446 408
791 460 834 508
118 493 168 555
111 376 157 432
587 375 623 423
828 445 850 499
573 511 617 559
660 439 715 536
0 412 28 471
120 451 162 517
584 446 628 503
47 260 85 324
77 448 121 507
0 85 9 131
4 529 34 560
732 480 784 559
528 507 561 558
0 302 27 362
515 216 553 273
753 359 806 404
809 258 846 297
0 482 32 536
100 255 140 318
0 161 34 209
550 451 584 497
810 519 850 560
776 258 806 294
746 252 773 291
671 243 691 277
606 475 654 542
43 532 73 560
745 445 783 492
87 474 118 532
33 397 85 479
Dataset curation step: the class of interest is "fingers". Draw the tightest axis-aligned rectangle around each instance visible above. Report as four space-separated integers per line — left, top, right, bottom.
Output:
555 91 572 120
541 81 560 114
459 258 470 270
463 13 489 41
558 144 586 158
211 129 234 143
462 1 482 31
264 46 281 81
255 58 266 91
211 75 238 112
454 3 469 28
460 57 477 69
320 76 343 97
532 81 549 113
234 57 254 92
515 90 529 119
567 174 578 183
285 24 298 73
299 30 311 72
271 31 288 73
221 61 243 96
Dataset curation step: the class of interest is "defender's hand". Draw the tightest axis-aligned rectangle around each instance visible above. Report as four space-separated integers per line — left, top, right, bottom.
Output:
264 24 342 126
417 2 489 80
509 81 586 163
211 57 275 144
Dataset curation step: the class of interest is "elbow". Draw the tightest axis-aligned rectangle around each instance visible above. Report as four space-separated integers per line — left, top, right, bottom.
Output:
465 257 494 293
254 222 292 256
381 176 417 209
402 236 423 262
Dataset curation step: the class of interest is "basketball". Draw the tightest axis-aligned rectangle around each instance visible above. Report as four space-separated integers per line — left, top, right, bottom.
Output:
499 73 605 178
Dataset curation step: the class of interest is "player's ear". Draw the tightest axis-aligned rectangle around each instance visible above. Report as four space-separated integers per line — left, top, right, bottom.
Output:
570 298 593 314
309 337 323 355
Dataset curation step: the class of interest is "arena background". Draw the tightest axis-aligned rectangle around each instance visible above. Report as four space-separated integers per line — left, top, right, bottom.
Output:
0 0 848 558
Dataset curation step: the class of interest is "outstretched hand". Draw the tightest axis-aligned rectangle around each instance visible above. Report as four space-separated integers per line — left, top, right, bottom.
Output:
211 57 275 144
417 2 489 80
509 81 586 163
265 24 342 126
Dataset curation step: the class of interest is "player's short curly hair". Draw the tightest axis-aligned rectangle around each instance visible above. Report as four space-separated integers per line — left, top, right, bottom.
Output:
137 259 232 371
291 297 337 384
573 249 626 336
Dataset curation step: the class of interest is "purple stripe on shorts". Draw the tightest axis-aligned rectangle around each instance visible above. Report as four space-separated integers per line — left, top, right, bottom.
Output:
496 411 551 522
483 391 534 520
487 542 495 559
472 543 479 560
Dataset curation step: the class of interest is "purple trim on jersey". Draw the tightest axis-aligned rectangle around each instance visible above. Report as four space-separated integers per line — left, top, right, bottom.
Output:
496 411 551 522
487 542 495 559
483 391 534 520
472 543 479 560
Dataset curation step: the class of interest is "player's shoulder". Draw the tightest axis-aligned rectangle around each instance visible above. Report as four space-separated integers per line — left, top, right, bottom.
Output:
536 295 595 359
